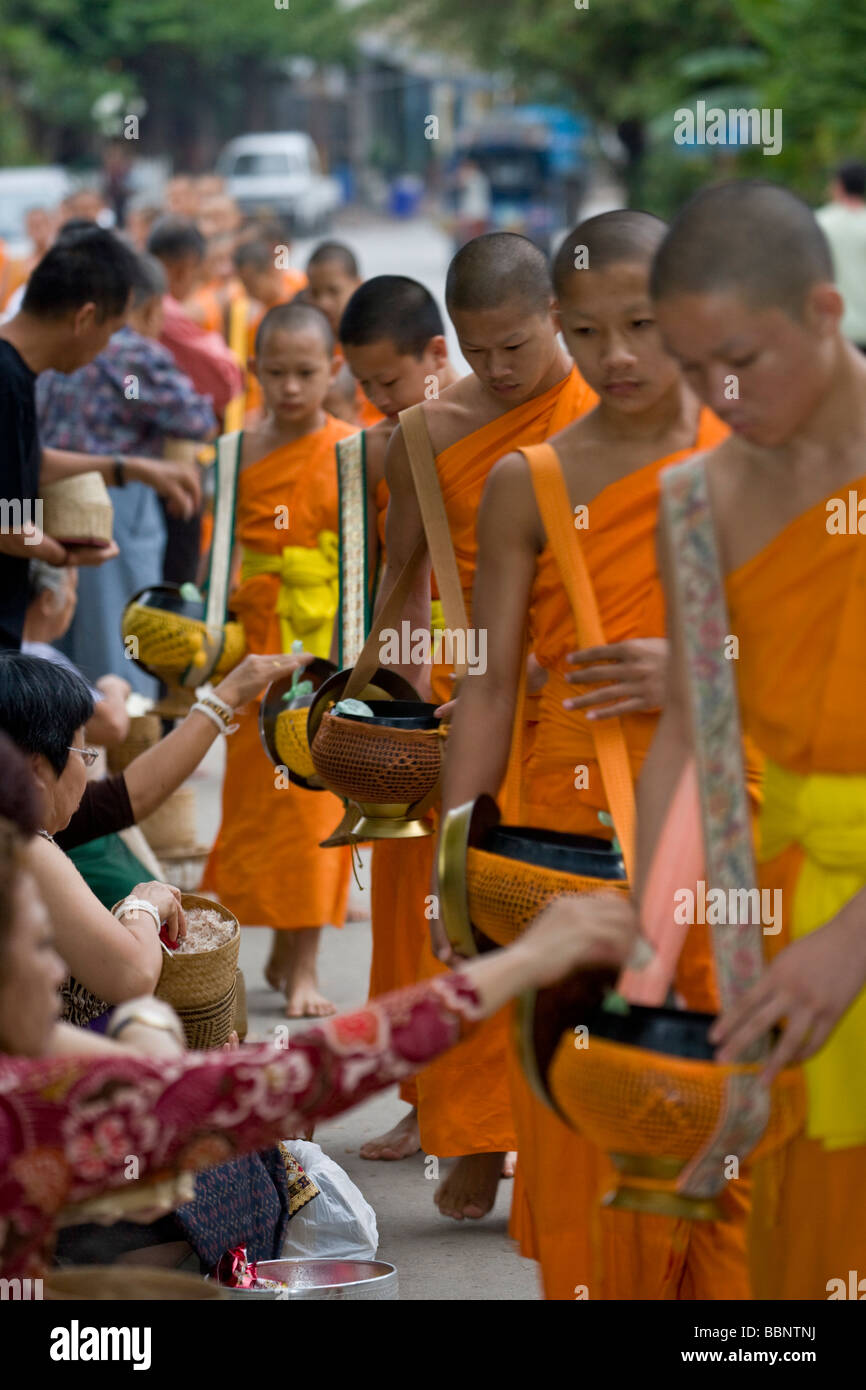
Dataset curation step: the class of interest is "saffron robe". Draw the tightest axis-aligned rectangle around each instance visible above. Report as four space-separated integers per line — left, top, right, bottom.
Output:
415 367 598 1157
726 476 866 1299
511 411 759 1299
202 416 353 928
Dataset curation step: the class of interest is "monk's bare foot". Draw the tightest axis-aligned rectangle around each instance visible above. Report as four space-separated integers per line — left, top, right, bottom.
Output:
266 929 292 993
284 979 336 1018
265 963 285 993
360 1109 420 1161
346 903 369 922
434 1153 504 1221
502 1151 517 1178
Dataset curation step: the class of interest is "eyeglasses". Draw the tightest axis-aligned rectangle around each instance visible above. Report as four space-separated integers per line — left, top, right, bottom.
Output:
67 745 99 768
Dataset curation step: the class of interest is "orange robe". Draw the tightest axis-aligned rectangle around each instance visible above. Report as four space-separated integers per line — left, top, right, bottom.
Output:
511 411 759 1299
415 367 598 1157
726 478 866 1299
367 474 426 1107
202 416 353 929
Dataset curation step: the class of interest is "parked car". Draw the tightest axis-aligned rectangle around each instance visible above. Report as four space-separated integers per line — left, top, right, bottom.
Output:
216 133 341 234
0 166 75 258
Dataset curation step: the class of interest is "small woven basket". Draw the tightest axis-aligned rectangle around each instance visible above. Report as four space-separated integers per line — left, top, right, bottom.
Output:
106 712 162 774
439 797 627 956
276 706 317 781
41 472 114 547
155 893 240 1049
312 712 443 803
140 786 198 854
121 585 246 690
467 846 629 949
549 1029 806 1218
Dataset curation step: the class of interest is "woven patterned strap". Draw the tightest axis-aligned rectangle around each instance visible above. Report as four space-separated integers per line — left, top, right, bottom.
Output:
522 443 636 884
336 432 369 667
399 404 469 681
205 430 242 629
660 456 770 1197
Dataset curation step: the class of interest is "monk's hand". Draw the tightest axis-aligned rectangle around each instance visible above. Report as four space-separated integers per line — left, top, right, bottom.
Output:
215 651 314 709
63 540 121 567
709 906 866 1084
563 639 668 719
517 892 640 990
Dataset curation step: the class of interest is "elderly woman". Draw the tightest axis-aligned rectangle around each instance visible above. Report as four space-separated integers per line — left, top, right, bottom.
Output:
0 741 631 1279
0 648 305 1023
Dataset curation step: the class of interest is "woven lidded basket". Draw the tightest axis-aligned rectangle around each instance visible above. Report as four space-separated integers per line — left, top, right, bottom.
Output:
41 471 114 547
140 786 198 854
107 712 162 774
155 892 240 1049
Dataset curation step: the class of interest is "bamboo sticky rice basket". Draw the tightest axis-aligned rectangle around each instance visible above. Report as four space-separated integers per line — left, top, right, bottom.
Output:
40 472 114 547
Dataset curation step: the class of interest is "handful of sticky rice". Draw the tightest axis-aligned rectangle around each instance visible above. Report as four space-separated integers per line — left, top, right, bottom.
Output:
173 904 235 954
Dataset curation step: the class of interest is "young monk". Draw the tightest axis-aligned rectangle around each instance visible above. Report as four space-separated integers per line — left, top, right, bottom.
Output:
306 242 383 428
336 275 461 1159
438 210 758 1298
552 179 866 1300
201 301 354 1017
234 239 307 418
379 232 596 1218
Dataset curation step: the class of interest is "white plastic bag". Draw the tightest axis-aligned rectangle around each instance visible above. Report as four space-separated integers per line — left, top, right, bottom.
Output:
281 1140 379 1261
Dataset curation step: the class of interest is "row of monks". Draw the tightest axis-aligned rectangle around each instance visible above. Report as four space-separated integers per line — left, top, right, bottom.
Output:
202 181 866 1300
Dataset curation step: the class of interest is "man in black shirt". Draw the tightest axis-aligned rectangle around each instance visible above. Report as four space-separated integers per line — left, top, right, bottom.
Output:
0 226 201 648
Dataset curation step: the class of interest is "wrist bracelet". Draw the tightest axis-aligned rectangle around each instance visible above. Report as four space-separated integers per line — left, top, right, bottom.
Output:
191 700 238 736
194 683 235 718
112 896 161 931
107 998 185 1046
113 456 127 488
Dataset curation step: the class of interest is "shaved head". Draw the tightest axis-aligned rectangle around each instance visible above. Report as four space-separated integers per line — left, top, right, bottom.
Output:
445 232 552 315
553 210 667 294
339 275 444 356
306 240 359 278
650 180 834 319
255 300 334 357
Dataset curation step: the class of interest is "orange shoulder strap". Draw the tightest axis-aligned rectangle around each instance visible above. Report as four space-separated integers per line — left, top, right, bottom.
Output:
522 442 636 881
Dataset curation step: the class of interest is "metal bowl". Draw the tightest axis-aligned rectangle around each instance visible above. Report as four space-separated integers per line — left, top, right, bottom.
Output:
216 1258 399 1300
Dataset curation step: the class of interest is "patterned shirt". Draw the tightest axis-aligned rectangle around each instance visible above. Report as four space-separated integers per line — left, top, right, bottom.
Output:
36 325 216 457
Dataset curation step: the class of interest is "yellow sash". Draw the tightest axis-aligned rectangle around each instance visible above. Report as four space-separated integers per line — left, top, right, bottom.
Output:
759 758 866 1149
241 530 339 658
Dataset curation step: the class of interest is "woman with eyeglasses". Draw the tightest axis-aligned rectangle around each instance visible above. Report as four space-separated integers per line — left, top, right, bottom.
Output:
0 652 185 1026
0 649 311 1028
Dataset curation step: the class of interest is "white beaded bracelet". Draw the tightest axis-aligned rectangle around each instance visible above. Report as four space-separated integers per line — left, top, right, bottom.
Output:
191 700 238 736
113 897 162 931
194 683 235 718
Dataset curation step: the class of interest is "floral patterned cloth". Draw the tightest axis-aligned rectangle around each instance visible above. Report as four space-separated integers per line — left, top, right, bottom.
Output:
0 973 482 1278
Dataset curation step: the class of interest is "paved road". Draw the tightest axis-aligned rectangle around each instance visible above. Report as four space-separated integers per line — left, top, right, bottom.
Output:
193 742 541 1301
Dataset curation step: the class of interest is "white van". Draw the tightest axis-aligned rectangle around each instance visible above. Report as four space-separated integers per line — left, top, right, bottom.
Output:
216 133 341 234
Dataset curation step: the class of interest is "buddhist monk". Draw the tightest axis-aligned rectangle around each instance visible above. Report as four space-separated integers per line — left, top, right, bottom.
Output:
555 179 866 1299
379 232 596 1218
306 242 383 429
201 301 354 1017
336 275 461 1160
234 238 307 418
438 210 758 1298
